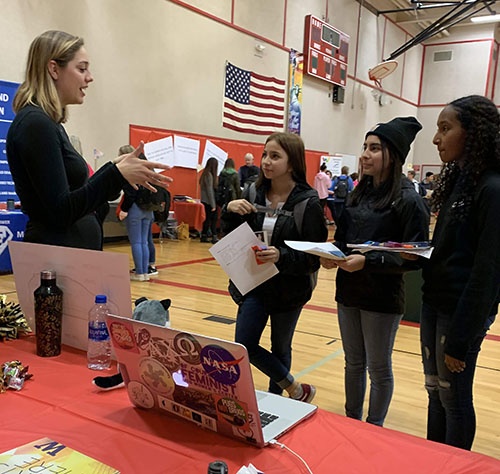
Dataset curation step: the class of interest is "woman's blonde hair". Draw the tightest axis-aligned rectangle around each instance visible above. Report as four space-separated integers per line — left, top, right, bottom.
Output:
13 30 84 123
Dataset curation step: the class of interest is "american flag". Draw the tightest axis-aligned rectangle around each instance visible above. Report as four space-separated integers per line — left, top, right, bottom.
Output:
222 62 286 136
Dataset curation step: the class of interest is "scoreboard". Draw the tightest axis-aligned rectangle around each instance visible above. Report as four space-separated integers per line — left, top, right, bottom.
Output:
303 15 350 87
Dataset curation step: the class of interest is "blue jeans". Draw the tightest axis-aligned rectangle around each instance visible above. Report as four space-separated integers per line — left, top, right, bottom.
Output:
125 203 153 275
148 222 155 264
235 295 301 394
420 302 495 450
338 303 402 426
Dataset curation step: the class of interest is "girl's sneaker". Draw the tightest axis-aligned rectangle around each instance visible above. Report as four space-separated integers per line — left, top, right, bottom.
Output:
293 383 316 403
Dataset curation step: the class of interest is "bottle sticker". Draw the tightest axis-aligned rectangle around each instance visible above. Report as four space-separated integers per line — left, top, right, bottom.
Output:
88 322 110 342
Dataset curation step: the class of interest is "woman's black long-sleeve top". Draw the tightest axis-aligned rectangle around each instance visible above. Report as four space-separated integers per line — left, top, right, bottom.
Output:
6 105 126 250
221 181 328 312
422 170 500 360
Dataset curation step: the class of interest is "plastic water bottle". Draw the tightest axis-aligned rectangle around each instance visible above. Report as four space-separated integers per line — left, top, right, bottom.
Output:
87 295 111 370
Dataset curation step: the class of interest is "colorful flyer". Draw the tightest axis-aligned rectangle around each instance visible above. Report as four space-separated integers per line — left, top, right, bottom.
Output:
0 438 120 473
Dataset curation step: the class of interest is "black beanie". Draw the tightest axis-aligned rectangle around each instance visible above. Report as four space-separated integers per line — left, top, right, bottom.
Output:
365 117 422 164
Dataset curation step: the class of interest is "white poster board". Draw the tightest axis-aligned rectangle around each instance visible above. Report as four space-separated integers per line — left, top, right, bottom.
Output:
201 140 228 174
9 241 133 351
321 155 342 175
174 135 200 169
321 153 358 176
144 136 175 171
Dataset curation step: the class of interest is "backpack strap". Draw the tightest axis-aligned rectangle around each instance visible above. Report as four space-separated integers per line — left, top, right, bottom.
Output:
292 198 310 238
247 182 257 205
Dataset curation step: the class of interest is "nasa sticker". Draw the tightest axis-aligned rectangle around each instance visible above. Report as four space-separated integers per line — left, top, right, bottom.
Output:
200 345 242 385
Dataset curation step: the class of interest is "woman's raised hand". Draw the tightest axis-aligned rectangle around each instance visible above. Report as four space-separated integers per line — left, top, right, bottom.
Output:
227 199 257 215
115 142 173 192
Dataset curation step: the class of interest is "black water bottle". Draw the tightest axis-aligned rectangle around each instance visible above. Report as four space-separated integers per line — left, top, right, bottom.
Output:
208 460 228 474
34 270 63 357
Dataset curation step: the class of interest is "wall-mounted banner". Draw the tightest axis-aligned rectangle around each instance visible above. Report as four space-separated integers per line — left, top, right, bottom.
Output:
0 80 20 202
287 50 303 135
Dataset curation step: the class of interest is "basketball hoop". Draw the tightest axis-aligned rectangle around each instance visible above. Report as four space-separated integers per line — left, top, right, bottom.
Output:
368 60 398 88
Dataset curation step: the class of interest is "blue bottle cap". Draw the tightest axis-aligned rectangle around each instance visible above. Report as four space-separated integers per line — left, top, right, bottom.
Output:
95 295 107 303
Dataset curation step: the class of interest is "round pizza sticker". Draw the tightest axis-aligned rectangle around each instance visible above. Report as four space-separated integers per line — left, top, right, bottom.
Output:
109 322 135 350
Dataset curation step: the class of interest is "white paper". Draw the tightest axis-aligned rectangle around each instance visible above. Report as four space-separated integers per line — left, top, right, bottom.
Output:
346 243 434 259
209 222 278 295
174 135 200 169
144 136 175 171
236 464 264 474
8 241 133 350
201 140 228 174
285 240 346 260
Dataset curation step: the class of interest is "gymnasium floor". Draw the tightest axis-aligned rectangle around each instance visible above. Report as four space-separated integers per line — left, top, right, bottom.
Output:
2 232 499 459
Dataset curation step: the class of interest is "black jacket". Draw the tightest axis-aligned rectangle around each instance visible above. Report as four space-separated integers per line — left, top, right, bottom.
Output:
6 105 126 250
221 181 328 312
422 170 500 360
334 177 429 314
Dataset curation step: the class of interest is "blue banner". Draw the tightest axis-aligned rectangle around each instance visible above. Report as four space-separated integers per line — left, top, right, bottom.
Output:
0 80 20 202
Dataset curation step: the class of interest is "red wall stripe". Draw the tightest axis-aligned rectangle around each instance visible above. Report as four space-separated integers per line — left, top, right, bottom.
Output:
353 2 362 82
383 13 414 38
423 38 493 47
492 43 499 102
486 39 495 97
282 0 287 47
417 45 426 106
400 34 407 98
168 0 290 52
347 74 419 108
381 16 387 62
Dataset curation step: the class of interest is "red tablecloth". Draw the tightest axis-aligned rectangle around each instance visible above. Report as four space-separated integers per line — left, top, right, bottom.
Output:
1 338 499 474
172 201 206 232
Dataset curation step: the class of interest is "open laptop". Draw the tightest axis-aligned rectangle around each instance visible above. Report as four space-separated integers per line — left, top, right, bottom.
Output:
105 314 317 447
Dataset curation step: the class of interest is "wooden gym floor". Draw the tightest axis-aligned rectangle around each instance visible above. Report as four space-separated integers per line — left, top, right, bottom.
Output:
1 231 499 459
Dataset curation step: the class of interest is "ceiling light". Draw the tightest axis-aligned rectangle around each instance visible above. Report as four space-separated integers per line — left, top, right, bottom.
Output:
471 14 500 24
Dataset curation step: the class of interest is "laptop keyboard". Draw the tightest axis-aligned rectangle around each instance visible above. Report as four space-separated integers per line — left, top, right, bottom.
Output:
259 411 279 428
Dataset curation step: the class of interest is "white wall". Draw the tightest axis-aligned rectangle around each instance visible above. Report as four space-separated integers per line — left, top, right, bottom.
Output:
0 0 498 173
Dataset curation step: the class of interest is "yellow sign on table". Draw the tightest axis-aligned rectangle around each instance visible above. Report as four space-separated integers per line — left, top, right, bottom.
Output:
0 438 119 473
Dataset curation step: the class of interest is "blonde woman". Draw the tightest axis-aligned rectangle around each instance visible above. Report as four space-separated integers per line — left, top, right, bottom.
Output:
7 30 171 250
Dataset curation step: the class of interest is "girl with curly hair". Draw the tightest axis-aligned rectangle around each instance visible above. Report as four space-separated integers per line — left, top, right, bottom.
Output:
421 95 500 450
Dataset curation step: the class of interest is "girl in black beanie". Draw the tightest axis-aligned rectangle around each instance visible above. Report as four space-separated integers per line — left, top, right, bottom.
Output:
321 117 429 427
